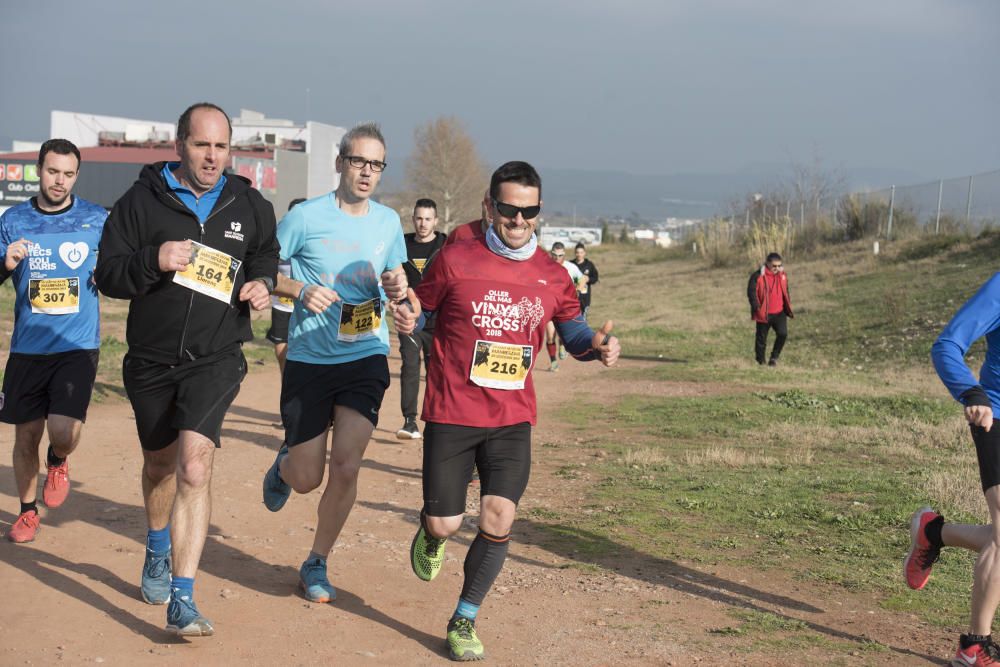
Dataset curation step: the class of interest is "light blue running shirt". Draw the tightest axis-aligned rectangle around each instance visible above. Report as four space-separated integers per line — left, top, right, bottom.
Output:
278 194 406 365
0 196 108 354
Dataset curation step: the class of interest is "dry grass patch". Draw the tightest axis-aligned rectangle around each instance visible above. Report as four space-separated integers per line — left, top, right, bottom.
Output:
684 446 780 468
916 420 987 519
620 447 670 469
925 468 987 521
762 418 964 467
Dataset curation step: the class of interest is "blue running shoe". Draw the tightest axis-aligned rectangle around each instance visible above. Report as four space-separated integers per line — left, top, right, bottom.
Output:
141 548 172 605
299 557 336 603
263 443 291 512
166 594 214 636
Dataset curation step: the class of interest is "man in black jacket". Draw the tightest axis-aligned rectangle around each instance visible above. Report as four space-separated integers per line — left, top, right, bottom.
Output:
396 198 446 440
95 102 278 638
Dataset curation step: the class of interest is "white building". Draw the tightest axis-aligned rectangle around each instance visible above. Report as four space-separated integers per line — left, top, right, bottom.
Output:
43 109 346 209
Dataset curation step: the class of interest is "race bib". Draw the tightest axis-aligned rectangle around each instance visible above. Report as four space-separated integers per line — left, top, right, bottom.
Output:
338 298 382 342
469 340 532 390
29 277 80 314
173 241 241 304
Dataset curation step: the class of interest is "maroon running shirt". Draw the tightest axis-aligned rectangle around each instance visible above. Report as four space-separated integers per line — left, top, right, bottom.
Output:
415 237 581 427
444 219 486 245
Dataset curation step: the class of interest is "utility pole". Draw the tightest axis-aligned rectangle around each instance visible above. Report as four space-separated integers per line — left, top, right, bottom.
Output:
935 180 943 234
886 185 896 240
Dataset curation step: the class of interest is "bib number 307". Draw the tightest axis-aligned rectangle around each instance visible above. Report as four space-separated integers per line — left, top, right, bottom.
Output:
30 277 80 315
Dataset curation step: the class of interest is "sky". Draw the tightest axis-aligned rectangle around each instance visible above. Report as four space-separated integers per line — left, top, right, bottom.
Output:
1 0 998 183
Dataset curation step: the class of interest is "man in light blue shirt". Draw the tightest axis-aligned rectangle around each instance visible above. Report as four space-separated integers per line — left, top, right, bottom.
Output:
262 122 411 603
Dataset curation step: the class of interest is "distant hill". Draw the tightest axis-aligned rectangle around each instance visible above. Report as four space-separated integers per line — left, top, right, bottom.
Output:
535 164 925 222
377 162 996 224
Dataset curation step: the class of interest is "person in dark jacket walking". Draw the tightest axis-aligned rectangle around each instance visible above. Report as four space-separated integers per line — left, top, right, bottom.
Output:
747 252 793 366
95 102 278 638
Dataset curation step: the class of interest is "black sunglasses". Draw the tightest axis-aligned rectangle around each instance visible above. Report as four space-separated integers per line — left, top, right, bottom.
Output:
493 199 541 220
341 155 387 172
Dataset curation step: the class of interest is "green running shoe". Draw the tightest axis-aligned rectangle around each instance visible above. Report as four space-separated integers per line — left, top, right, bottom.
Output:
410 525 446 581
447 617 485 661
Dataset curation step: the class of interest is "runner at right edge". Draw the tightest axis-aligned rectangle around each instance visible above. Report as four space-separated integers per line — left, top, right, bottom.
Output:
908 271 1000 665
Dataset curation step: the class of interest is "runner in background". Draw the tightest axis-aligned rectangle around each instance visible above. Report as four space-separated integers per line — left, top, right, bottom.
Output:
544 241 586 371
571 242 599 320
396 198 446 440
266 198 306 378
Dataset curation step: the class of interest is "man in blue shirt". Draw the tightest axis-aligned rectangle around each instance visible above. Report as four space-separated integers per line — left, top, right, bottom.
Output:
0 139 106 544
262 122 411 604
908 273 1000 664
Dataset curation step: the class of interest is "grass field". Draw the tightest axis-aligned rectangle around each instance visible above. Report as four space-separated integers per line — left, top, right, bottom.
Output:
1 232 995 655
532 233 1000 645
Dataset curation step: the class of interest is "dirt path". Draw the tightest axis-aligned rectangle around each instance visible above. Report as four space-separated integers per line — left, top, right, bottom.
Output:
0 353 954 665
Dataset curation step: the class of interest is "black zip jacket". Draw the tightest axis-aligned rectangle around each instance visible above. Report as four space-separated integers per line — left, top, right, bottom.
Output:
402 231 446 331
95 162 279 365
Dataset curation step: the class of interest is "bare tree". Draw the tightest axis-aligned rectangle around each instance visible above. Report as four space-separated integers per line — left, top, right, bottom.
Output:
788 154 846 225
405 117 489 231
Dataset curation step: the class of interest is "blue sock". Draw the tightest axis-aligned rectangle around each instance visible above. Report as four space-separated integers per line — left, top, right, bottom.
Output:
147 526 171 553
453 598 480 621
171 576 195 599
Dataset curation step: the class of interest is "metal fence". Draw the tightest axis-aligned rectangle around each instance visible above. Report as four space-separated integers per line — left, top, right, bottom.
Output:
862 170 1000 237
718 169 1000 240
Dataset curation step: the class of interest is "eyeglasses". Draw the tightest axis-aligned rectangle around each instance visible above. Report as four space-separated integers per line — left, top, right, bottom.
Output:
341 155 387 172
493 199 541 220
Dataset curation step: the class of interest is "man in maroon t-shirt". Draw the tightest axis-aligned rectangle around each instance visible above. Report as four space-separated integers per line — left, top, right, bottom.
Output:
747 252 793 366
396 161 620 661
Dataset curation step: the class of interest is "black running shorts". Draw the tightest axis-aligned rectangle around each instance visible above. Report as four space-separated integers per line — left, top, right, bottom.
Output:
280 354 389 447
123 346 247 451
266 307 291 345
972 423 1000 492
0 349 99 424
422 421 532 517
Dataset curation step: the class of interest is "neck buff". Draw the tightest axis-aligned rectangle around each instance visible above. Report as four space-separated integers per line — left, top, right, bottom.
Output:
485 223 538 261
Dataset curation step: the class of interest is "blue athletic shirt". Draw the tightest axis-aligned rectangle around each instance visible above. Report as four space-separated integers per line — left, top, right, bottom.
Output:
278 194 407 365
0 197 108 354
161 163 226 223
933 272 1000 411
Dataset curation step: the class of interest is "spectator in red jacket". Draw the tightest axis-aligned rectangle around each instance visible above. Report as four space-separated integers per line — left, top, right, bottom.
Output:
747 252 793 366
